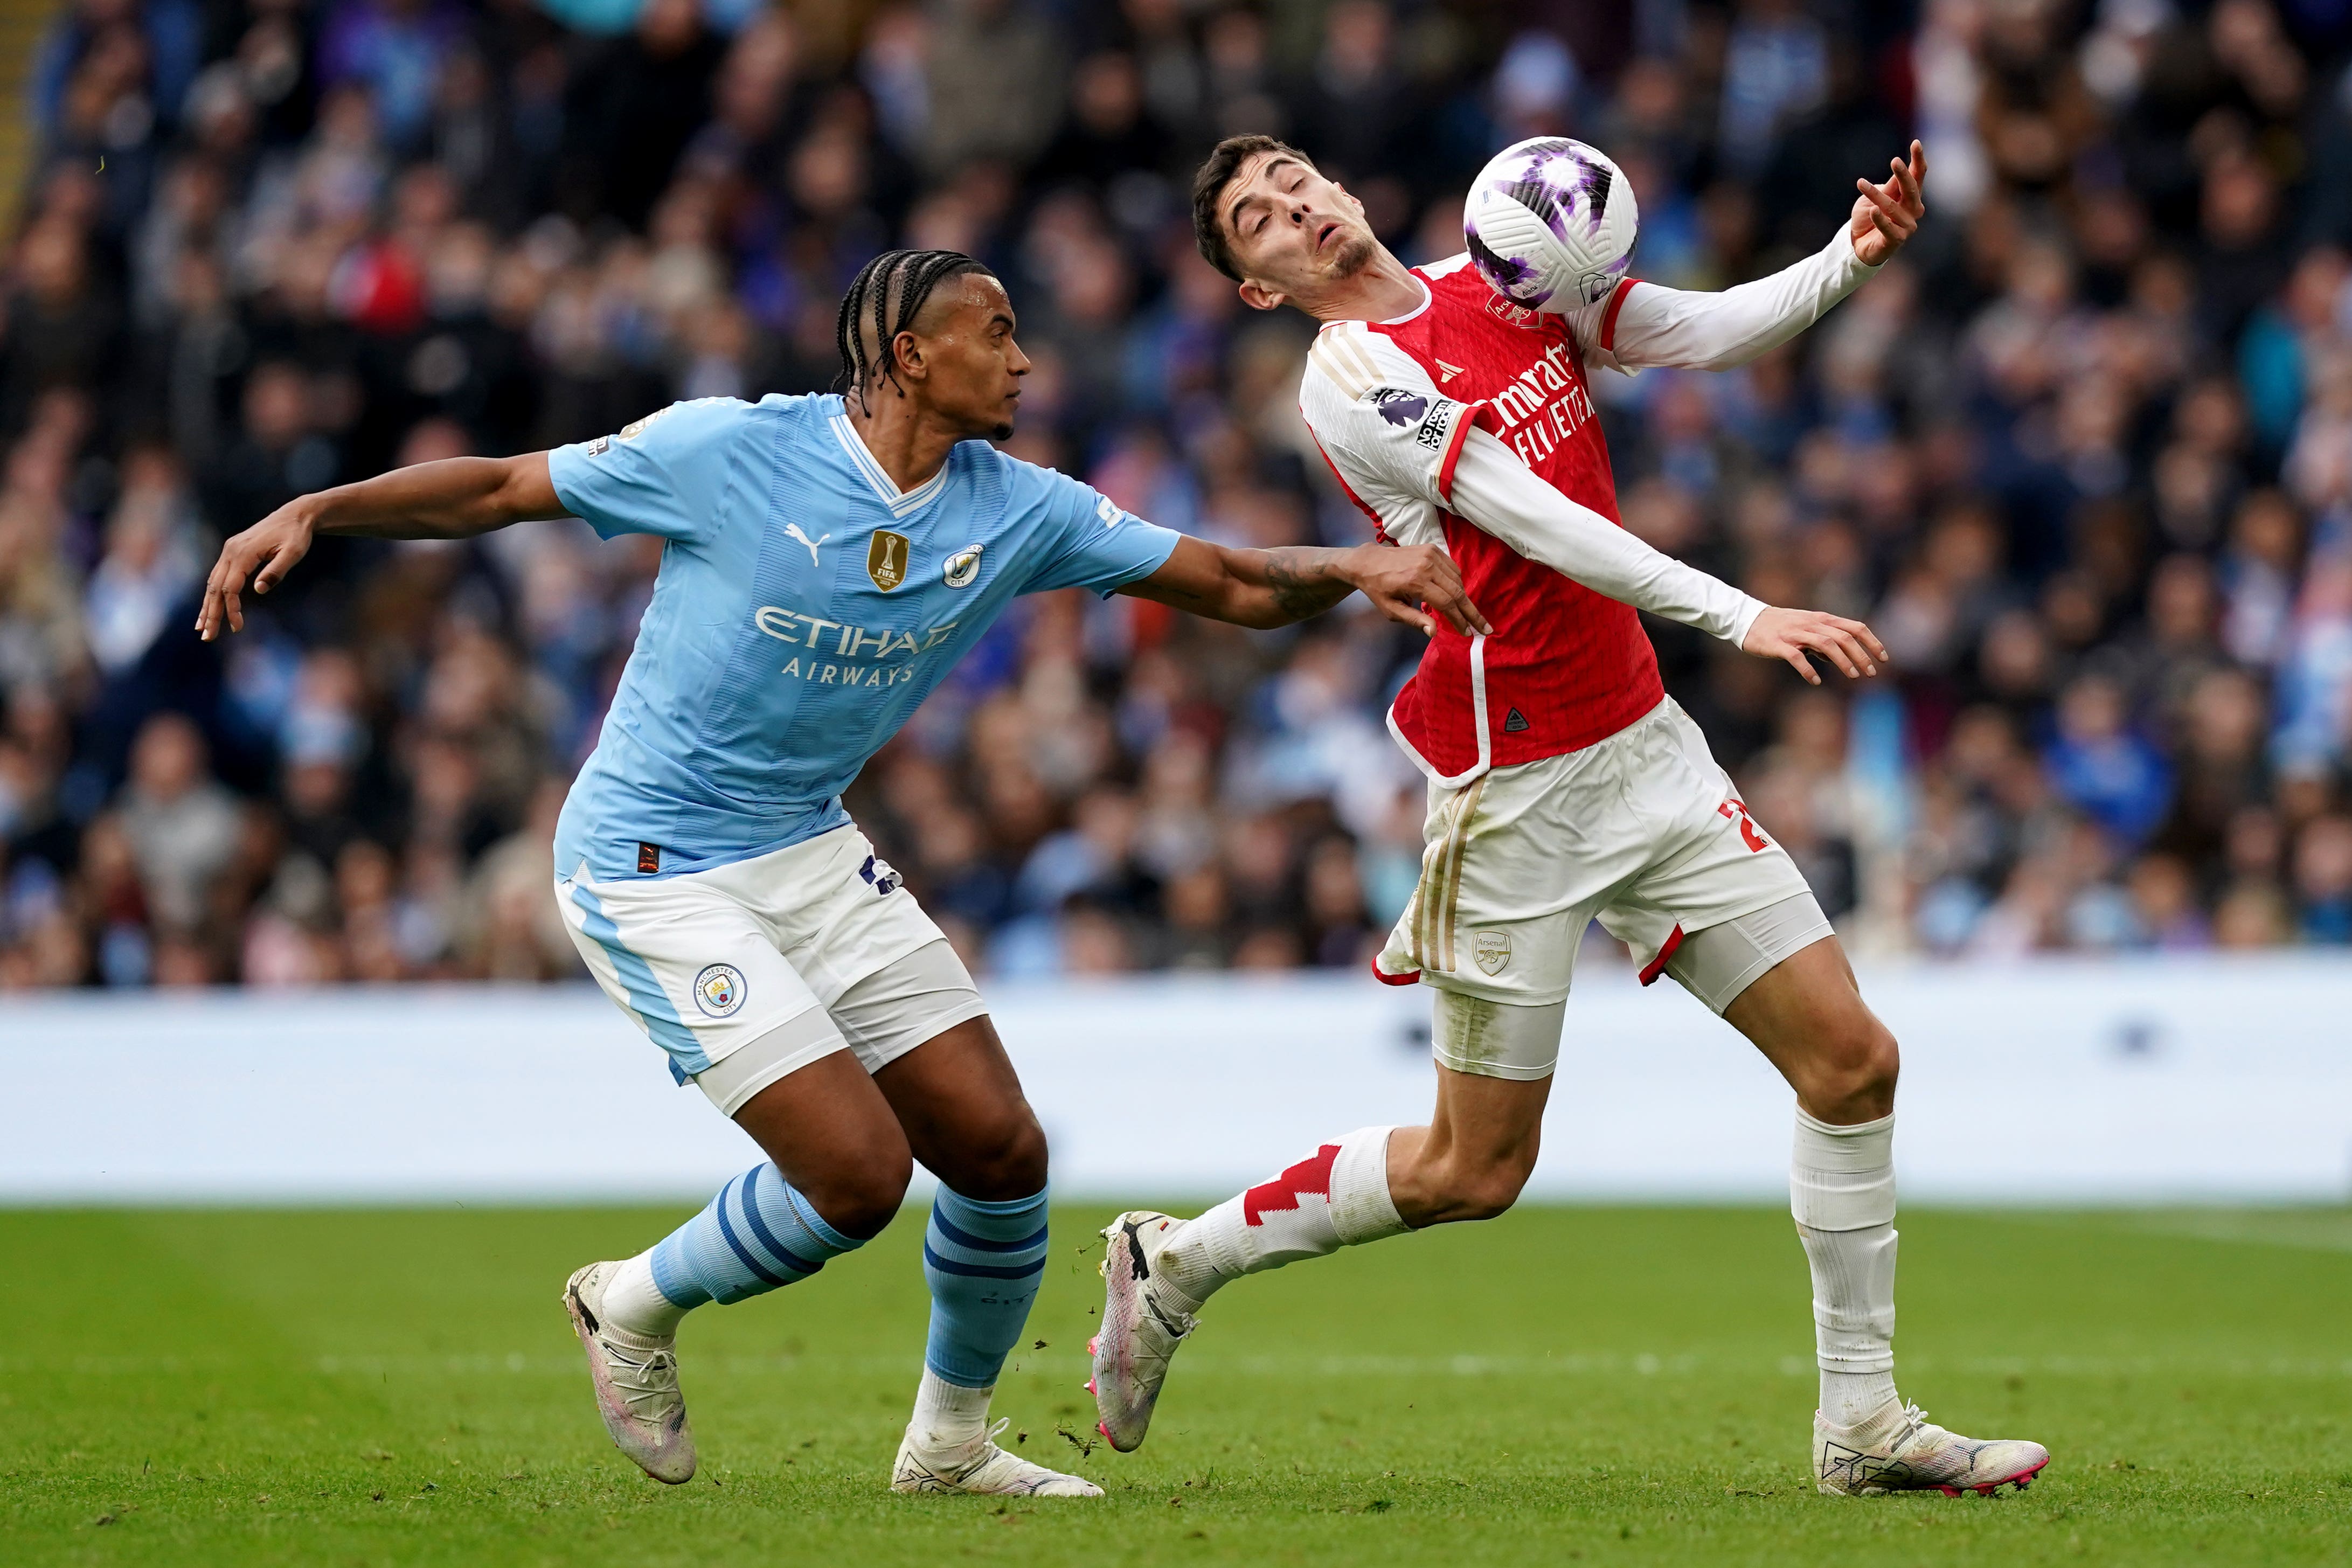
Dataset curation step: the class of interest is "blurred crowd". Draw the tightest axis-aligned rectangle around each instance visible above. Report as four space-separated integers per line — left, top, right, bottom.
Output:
3 0 2351 991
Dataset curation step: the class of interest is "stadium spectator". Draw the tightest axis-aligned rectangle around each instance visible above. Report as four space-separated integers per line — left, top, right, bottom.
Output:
2 0 2349 991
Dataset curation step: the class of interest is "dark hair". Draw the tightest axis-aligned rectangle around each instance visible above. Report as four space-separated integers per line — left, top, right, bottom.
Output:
834 249 997 410
1190 134 1313 282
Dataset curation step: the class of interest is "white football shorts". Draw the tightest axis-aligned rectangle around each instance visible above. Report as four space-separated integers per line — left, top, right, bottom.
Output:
1375 697 1828 1018
556 822 984 1109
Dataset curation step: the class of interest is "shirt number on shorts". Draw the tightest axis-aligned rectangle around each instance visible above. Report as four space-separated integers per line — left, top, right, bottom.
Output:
1718 796 1770 853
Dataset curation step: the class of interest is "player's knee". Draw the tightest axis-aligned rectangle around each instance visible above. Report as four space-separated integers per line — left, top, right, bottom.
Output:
803 1143 914 1241
942 1102 1050 1201
1811 1016 1899 1121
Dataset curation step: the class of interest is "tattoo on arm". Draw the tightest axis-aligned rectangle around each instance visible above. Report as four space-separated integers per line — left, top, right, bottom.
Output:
1260 548 1351 622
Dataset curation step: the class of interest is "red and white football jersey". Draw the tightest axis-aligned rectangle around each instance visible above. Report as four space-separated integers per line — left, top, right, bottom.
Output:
1301 256 1661 785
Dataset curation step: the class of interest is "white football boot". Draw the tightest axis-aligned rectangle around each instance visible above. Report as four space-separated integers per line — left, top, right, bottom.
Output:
562 1261 696 1484
1089 1210 1198 1453
1814 1400 2050 1496
891 1418 1103 1497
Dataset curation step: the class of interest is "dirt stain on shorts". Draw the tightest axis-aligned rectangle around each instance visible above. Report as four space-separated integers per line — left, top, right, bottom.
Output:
1434 990 1504 1065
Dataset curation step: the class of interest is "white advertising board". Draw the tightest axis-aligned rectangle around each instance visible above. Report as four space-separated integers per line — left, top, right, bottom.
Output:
2 955 2346 1204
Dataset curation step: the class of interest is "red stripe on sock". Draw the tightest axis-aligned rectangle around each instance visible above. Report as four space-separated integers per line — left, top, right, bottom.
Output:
1242 1144 1341 1226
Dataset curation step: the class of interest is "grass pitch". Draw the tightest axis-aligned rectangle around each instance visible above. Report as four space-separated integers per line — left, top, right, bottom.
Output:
2 1204 2346 1566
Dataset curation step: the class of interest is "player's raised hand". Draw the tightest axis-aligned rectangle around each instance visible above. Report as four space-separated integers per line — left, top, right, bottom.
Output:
1345 541 1493 639
1849 140 1926 266
1741 607 1887 685
196 502 318 641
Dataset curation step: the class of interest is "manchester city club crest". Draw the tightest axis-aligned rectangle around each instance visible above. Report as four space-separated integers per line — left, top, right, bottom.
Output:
1473 931 1512 975
942 543 983 588
692 962 746 1017
867 529 910 591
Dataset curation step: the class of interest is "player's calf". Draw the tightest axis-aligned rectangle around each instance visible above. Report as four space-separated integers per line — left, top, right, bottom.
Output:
1386 1125 1539 1224
1387 996 1557 1225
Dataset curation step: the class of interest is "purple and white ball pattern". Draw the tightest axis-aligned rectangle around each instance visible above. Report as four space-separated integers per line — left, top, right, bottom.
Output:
1463 137 1640 312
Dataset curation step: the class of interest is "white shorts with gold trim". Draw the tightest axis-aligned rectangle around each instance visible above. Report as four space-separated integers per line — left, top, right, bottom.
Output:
1375 698 1819 1010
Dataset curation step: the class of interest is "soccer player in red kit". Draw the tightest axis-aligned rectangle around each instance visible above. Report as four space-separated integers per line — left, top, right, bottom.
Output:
1090 136 2051 1498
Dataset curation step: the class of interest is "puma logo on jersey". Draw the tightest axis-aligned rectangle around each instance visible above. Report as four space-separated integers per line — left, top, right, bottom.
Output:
785 523 831 567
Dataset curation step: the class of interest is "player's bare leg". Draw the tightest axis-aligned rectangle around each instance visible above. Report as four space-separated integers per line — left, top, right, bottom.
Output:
1382 1051 1551 1224
566 1046 908 1484
1092 996 1555 1451
1725 934 2049 1496
872 1016 1099 1497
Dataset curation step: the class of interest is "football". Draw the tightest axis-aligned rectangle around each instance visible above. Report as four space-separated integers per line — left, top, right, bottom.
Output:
1462 136 1640 312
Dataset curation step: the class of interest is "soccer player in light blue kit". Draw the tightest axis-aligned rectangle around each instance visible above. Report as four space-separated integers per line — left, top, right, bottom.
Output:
196 249 1483 1497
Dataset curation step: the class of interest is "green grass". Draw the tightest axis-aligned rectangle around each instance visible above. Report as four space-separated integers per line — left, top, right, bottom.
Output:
2 1205 2347 1566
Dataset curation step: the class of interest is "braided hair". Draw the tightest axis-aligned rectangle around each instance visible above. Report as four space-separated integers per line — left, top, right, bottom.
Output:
834 249 997 413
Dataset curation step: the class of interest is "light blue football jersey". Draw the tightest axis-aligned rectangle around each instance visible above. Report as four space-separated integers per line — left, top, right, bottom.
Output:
546 393 1181 881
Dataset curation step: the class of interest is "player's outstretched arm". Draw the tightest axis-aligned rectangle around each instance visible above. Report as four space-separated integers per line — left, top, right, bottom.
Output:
197 453 568 640
1119 535 1491 636
1600 141 1925 373
1446 427 1885 682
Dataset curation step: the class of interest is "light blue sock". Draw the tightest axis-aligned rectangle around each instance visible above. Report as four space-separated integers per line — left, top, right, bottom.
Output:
648 1163 861 1309
921 1185 1050 1387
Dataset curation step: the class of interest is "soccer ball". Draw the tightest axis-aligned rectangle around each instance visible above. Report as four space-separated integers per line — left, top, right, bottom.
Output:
1462 137 1640 313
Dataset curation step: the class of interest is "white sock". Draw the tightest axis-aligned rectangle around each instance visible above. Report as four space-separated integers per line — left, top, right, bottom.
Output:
1155 1126 1407 1310
1789 1108 1900 1429
600 1251 688 1338
909 1367 991 1449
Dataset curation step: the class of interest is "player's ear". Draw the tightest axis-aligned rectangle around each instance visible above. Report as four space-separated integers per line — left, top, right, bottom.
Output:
892 330 926 387
1236 279 1287 312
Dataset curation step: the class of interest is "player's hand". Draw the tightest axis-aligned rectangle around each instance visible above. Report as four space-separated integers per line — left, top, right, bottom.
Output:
1344 542 1492 638
196 502 318 641
1741 607 1887 685
1849 140 1926 266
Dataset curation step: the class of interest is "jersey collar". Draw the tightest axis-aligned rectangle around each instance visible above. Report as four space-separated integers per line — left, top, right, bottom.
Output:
829 410 953 519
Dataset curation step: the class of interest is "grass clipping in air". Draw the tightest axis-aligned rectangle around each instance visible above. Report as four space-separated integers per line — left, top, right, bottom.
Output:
2 1204 2347 1566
